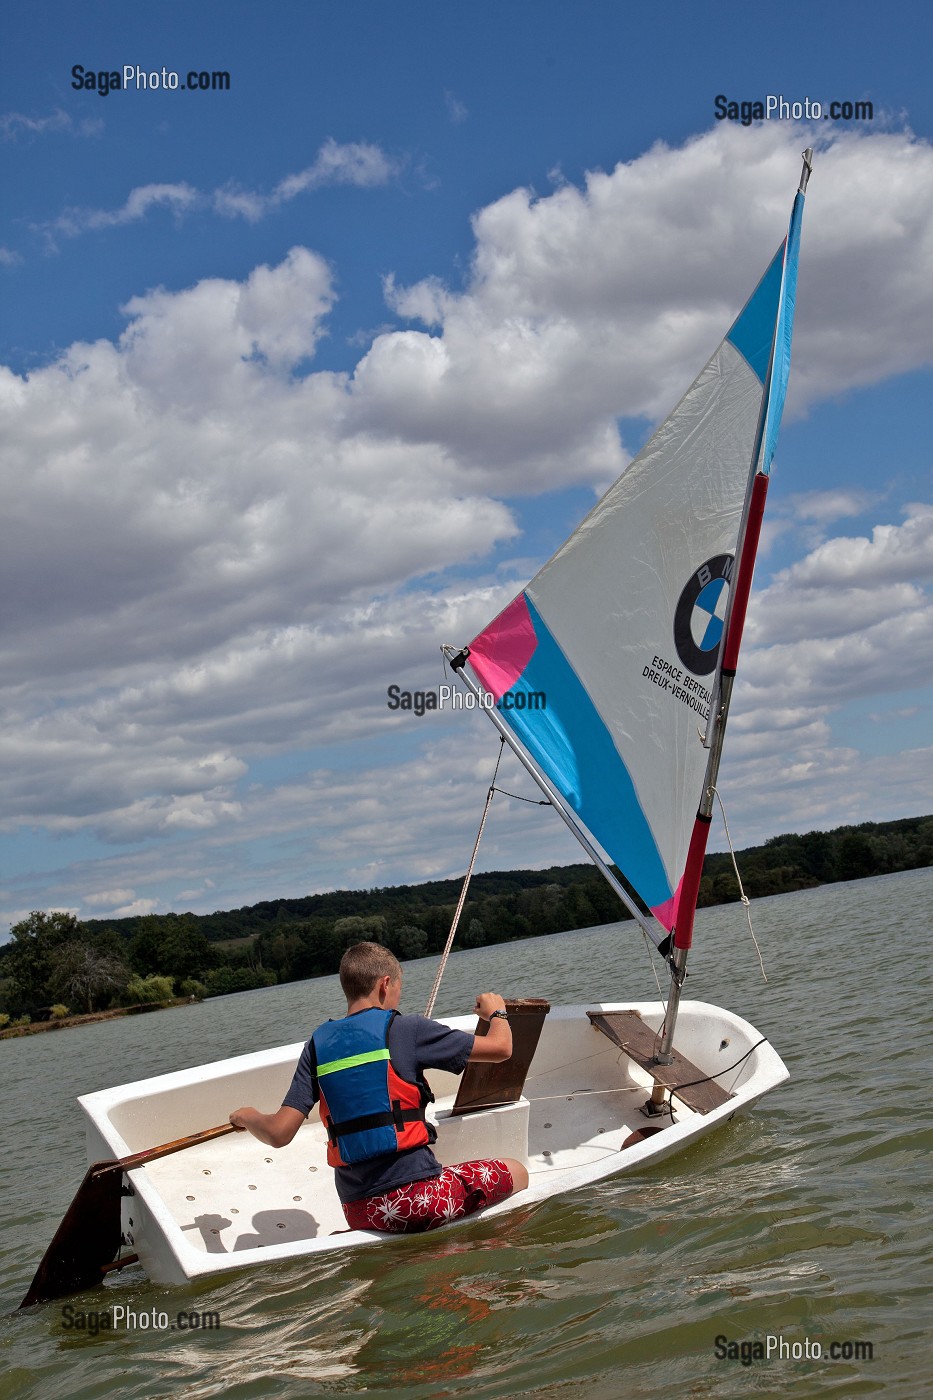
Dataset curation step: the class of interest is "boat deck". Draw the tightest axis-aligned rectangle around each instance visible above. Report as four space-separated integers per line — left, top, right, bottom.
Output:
138 1023 701 1258
143 1126 344 1252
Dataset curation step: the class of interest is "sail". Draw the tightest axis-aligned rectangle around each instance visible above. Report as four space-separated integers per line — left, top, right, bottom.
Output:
464 182 806 934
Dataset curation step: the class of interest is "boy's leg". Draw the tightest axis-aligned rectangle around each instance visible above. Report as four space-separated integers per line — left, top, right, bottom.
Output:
342 1157 526 1234
501 1157 529 1192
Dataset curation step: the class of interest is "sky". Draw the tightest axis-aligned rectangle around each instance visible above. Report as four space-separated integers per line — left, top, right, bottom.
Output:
1 1 931 933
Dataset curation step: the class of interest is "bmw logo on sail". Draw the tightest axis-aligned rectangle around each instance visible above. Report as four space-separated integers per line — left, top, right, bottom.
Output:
673 555 734 675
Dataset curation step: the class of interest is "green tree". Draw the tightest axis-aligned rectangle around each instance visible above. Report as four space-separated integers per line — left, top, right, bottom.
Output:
122 974 175 1005
128 915 214 983
333 915 388 948
2 911 85 1013
203 966 276 997
800 830 836 881
259 930 303 979
461 918 485 948
396 925 428 960
836 832 874 881
712 871 740 903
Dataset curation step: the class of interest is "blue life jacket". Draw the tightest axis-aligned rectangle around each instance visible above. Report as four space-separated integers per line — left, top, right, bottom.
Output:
312 1008 430 1166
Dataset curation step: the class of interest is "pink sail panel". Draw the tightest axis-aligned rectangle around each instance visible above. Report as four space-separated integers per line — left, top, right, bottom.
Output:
468 593 538 702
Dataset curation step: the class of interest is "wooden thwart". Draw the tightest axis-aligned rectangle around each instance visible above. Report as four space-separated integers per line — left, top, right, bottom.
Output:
586 1010 733 1115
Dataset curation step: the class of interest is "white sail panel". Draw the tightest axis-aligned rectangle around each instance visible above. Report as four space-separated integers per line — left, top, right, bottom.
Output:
467 230 799 929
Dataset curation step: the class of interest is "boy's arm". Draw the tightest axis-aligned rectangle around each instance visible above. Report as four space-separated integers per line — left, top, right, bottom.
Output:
229 1104 306 1147
467 992 513 1063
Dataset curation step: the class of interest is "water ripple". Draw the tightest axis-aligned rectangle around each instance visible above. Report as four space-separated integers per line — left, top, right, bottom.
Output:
3 868 930 1398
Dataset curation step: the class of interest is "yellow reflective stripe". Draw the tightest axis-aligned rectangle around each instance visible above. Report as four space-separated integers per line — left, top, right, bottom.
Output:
316 1047 390 1077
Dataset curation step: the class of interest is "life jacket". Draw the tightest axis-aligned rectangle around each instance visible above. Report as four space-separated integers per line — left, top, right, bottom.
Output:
312 1007 431 1167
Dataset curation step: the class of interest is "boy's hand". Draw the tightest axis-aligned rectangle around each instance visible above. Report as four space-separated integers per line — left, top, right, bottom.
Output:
228 1104 305 1147
469 992 513 1063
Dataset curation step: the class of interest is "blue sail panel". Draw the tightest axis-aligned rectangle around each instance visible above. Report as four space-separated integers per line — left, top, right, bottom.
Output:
491 597 673 911
760 190 805 474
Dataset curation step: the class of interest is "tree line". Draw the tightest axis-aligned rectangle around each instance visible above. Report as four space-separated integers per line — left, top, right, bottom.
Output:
2 814 930 1023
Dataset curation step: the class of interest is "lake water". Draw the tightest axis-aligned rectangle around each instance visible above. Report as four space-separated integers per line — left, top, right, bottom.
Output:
2 867 930 1398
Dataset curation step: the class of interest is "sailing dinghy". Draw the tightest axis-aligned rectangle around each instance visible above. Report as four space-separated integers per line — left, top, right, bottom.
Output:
22 151 811 1301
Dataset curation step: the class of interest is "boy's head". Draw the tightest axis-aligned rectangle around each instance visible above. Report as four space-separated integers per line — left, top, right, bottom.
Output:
339 942 402 1002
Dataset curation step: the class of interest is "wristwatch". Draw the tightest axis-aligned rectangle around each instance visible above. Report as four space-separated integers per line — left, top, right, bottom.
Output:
489 1009 509 1021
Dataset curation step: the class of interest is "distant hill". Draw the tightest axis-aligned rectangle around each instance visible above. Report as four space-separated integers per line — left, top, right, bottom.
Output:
3 815 930 1015
85 813 933 945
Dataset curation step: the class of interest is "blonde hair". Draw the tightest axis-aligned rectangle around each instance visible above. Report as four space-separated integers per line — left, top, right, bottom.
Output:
339 942 402 1000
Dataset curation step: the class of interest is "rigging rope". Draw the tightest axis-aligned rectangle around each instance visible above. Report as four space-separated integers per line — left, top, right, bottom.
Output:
666 1036 770 1121
710 785 768 982
423 738 506 1017
489 788 550 806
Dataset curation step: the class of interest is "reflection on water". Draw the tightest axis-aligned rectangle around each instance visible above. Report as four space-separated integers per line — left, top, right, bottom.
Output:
2 867 930 1399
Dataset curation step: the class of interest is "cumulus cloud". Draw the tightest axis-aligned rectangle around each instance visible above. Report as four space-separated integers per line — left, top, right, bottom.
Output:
774 504 933 589
760 489 884 555
83 888 137 908
744 505 933 677
718 502 933 836
720 733 933 840
0 245 518 854
276 138 396 196
0 725 585 927
79 887 159 917
111 897 160 917
353 124 933 492
2 123 932 924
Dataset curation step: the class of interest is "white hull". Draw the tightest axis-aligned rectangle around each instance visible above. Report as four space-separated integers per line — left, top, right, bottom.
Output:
78 1000 787 1286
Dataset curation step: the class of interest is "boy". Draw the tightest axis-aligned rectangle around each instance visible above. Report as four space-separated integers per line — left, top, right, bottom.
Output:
230 941 529 1233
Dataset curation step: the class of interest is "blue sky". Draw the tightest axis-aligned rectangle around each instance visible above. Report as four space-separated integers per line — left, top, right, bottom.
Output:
2 1 931 929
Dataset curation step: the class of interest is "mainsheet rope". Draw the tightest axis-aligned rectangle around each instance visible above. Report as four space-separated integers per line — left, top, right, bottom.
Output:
423 738 507 1017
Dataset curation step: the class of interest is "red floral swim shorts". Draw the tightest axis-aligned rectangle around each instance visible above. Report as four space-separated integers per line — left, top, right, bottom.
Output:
342 1159 514 1234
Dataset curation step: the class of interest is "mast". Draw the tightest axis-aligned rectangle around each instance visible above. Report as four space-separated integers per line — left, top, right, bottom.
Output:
654 148 812 1062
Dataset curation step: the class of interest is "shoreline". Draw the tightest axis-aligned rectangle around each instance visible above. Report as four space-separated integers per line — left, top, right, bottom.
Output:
0 997 195 1040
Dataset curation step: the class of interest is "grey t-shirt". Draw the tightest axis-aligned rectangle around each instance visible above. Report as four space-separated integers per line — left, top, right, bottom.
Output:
282 1011 474 1203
